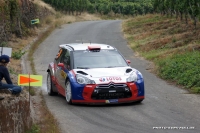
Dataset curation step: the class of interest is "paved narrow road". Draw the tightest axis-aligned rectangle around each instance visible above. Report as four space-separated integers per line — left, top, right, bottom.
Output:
33 20 200 133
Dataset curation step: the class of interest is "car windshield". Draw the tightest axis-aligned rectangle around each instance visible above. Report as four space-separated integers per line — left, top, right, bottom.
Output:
73 50 128 69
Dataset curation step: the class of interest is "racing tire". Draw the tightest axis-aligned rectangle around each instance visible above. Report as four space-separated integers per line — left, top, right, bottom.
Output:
65 81 73 105
47 72 57 96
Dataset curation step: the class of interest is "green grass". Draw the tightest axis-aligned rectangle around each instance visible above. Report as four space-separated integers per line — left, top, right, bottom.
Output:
134 34 158 47
126 15 163 28
191 87 200 93
0 41 8 47
156 51 200 92
140 49 168 60
123 14 200 94
26 124 40 133
12 49 26 60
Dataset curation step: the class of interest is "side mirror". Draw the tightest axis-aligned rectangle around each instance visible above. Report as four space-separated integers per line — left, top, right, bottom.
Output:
126 60 131 64
58 63 64 69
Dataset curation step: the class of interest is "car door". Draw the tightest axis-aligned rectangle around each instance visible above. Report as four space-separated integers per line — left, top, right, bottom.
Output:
54 48 62 82
54 48 66 95
59 49 71 90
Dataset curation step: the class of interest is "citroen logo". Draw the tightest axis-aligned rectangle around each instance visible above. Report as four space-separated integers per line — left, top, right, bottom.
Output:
108 82 115 88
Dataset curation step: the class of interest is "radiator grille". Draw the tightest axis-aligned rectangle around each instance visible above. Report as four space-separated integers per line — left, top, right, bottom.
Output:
91 82 132 100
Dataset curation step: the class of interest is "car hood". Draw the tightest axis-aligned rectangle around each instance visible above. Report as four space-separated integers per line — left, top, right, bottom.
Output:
73 67 137 84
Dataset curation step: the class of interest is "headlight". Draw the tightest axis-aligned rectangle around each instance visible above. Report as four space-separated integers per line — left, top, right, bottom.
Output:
76 74 96 84
126 72 137 82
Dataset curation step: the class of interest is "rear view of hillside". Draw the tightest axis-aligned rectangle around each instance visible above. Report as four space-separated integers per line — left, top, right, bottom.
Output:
0 0 53 43
123 14 200 93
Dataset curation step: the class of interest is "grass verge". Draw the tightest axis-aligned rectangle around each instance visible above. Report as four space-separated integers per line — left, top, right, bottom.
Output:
122 14 200 93
157 51 200 93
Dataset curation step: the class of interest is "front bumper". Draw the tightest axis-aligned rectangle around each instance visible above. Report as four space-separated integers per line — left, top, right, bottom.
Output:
71 82 144 104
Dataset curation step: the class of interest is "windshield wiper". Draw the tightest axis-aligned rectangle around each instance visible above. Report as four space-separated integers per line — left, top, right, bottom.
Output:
77 67 90 69
105 66 125 68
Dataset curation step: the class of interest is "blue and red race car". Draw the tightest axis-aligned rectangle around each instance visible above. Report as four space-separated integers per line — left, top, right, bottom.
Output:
47 43 145 105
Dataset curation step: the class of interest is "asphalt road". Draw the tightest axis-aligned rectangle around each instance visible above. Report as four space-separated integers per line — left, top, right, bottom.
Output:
33 20 200 133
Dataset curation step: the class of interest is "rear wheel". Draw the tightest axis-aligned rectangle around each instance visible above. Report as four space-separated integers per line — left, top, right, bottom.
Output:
65 81 72 104
47 72 57 96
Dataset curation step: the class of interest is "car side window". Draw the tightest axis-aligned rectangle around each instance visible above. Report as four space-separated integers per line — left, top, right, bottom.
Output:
55 48 63 64
60 50 71 70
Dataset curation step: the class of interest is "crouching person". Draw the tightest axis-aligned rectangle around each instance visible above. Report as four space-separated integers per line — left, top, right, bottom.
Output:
0 55 22 95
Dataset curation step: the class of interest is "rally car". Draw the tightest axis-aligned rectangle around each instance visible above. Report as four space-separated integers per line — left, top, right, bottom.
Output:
47 43 145 105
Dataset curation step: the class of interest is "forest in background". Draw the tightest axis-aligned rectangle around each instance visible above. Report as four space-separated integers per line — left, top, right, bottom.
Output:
43 0 154 15
42 0 200 27
1 0 200 44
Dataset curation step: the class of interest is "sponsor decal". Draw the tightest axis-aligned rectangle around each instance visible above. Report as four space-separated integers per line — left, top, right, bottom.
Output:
99 77 122 82
106 99 118 103
99 77 106 82
61 70 67 79
99 93 124 97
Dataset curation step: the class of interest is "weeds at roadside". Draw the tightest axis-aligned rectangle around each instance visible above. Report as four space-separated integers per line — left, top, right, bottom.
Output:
157 51 200 90
0 41 8 47
191 87 200 93
29 87 36 96
12 50 26 59
8 67 17 75
26 124 40 133
44 16 53 25
123 14 200 94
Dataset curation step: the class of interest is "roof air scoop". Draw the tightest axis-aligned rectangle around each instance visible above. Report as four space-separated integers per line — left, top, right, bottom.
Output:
88 45 101 52
126 68 132 73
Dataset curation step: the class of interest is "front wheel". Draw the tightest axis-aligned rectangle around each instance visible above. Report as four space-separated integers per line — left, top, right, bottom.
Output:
65 81 72 105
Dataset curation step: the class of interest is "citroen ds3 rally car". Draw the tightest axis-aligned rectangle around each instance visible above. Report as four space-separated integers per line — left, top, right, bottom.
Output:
47 43 145 105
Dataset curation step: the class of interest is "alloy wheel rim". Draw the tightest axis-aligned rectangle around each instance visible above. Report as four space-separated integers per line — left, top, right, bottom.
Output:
66 82 71 102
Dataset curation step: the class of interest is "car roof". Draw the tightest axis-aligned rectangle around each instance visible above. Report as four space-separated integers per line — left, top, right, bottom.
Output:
59 43 115 51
